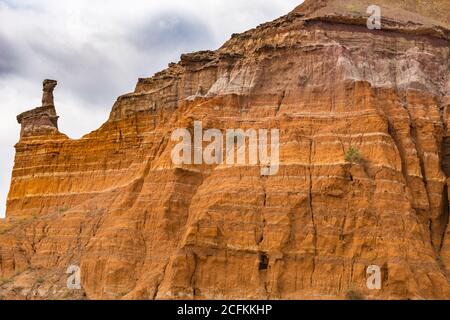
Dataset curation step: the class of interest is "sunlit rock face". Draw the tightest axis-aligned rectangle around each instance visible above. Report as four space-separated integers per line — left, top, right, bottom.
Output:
1 0 449 300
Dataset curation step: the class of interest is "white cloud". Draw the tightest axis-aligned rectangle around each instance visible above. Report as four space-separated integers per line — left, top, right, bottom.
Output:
0 0 302 218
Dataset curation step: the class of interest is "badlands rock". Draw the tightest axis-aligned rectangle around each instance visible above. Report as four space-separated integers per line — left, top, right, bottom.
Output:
0 0 449 300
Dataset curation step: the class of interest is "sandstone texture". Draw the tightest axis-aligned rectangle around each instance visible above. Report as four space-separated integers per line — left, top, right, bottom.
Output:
1 0 449 300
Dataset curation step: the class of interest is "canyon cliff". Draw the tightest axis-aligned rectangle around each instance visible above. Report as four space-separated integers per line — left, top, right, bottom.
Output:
0 0 449 300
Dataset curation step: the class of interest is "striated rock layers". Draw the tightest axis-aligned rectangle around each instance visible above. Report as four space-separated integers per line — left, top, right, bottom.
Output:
1 0 449 300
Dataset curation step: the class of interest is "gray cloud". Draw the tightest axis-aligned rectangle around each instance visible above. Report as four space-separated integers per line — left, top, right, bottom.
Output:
0 10 214 108
29 40 128 106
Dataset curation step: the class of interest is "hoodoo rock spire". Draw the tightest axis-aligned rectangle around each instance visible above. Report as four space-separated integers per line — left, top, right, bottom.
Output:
1 1 449 300
16 79 60 138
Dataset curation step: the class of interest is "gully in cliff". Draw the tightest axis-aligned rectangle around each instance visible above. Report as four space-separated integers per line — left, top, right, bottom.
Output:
16 79 60 137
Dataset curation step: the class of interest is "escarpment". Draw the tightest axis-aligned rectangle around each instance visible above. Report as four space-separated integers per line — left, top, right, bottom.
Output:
1 0 449 300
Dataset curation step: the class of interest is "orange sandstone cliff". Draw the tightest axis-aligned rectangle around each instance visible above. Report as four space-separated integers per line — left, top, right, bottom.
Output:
0 0 449 300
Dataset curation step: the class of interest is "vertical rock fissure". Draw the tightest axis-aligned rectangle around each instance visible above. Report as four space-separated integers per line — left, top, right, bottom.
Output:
308 137 317 287
257 177 269 297
152 261 169 300
438 62 449 256
161 172 207 299
439 131 450 254
258 179 267 245
190 253 199 298
401 94 433 216
441 137 450 177
386 117 409 183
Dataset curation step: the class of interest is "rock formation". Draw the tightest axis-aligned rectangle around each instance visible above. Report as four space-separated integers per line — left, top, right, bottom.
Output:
41 79 57 107
0 0 449 300
16 80 60 138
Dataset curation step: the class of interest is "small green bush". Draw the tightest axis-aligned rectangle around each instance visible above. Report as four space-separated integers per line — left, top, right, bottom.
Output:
345 146 363 163
346 287 365 300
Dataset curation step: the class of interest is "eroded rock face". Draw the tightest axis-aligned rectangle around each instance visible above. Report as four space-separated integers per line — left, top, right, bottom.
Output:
16 80 60 138
1 0 449 300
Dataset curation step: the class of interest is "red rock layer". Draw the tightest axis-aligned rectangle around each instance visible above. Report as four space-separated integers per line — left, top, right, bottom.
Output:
0 0 449 300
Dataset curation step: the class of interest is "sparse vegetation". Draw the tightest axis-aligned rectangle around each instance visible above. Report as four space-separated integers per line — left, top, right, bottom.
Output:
36 277 45 284
0 278 10 286
118 291 130 298
57 206 69 214
346 286 365 300
345 146 363 163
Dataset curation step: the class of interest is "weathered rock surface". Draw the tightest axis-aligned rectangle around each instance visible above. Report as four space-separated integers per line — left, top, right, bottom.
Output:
1 0 449 300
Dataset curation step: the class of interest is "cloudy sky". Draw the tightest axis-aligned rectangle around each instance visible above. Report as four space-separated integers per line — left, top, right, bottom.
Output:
0 0 303 218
